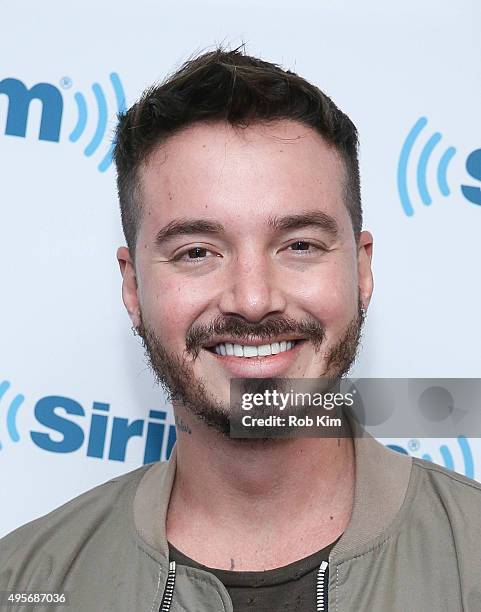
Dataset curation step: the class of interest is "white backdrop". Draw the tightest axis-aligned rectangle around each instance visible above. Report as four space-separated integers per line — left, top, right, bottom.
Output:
1 0 480 537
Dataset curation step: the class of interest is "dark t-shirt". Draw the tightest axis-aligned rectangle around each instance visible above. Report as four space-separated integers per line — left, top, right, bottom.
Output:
168 535 341 611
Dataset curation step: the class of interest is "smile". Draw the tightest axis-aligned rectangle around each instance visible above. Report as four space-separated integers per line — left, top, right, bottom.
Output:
209 340 299 358
203 338 307 377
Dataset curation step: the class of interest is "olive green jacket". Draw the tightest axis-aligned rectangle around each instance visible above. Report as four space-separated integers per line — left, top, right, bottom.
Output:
1 412 481 611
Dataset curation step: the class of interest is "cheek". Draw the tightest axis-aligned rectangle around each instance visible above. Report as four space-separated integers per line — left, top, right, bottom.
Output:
295 260 358 328
139 273 211 342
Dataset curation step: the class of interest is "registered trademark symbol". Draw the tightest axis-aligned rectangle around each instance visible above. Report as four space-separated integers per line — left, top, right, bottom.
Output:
408 439 420 452
59 76 73 89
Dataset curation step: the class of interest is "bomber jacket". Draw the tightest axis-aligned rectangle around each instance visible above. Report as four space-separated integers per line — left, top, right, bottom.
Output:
1 409 481 611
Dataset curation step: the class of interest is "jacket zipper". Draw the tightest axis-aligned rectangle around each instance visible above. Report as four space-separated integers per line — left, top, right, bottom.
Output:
316 561 328 611
158 558 328 611
159 560 176 612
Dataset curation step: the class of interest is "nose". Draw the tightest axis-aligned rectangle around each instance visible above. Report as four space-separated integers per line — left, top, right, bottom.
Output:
218 253 288 322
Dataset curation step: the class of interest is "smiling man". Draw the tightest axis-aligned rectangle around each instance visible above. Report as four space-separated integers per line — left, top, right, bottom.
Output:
2 46 481 612
120 118 370 435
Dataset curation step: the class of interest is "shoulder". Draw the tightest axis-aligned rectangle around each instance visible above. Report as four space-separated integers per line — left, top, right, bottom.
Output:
411 456 481 516
0 461 165 585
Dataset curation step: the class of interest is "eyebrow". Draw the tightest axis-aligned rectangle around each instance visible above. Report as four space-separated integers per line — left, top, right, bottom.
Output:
154 219 225 248
153 210 339 248
266 211 339 238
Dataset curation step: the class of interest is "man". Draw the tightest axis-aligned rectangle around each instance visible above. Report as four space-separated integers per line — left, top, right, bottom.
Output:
1 46 480 611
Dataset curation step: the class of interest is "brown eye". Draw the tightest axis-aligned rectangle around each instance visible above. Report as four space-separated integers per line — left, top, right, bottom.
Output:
187 247 208 259
172 245 219 264
284 241 327 258
290 241 310 251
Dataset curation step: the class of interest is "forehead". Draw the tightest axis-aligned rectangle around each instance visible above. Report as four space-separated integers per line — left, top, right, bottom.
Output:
137 119 349 234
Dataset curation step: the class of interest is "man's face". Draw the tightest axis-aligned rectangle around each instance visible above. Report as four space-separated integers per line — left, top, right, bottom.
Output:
118 119 373 435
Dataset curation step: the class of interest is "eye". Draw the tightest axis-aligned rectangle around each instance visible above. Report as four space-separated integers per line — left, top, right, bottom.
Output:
287 241 325 255
173 246 218 263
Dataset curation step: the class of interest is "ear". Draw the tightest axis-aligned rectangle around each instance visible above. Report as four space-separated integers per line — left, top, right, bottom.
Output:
357 230 374 311
117 246 141 329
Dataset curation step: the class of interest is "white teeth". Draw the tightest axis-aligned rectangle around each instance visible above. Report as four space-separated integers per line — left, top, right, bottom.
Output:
258 344 272 356
243 345 258 358
212 340 298 358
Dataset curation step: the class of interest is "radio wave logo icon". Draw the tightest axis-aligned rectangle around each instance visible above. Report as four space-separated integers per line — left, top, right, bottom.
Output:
387 436 474 479
68 73 126 172
397 117 457 216
0 380 24 450
0 72 126 173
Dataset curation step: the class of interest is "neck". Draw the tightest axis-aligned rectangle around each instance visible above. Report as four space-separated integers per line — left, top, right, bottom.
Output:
166 404 355 570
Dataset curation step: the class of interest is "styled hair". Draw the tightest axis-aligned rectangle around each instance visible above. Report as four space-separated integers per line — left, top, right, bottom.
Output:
113 44 362 258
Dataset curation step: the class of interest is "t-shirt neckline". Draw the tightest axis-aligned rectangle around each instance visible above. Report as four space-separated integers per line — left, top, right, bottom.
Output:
167 534 342 588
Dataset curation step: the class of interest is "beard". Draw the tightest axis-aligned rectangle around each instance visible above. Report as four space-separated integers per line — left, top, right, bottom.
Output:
134 298 366 438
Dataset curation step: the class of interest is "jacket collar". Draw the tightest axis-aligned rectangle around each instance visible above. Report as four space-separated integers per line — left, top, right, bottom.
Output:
134 442 177 561
133 408 413 562
329 407 413 560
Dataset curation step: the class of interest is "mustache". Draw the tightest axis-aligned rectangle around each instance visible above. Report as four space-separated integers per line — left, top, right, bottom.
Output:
185 314 326 358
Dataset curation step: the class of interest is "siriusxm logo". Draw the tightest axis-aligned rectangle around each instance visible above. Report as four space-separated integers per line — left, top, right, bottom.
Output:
0 379 175 464
387 437 475 479
0 73 125 172
398 116 481 216
3 376 476 477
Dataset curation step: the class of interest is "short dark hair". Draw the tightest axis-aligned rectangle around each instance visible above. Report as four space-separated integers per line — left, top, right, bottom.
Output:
113 44 362 258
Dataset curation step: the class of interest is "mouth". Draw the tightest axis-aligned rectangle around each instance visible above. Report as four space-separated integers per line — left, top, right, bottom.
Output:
204 339 307 359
